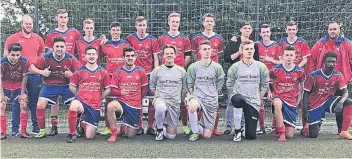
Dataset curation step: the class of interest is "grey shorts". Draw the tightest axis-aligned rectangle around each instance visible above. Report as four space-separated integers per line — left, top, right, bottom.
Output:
153 98 180 129
194 97 218 130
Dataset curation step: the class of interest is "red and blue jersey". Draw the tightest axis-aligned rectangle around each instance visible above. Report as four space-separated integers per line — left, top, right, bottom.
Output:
34 52 80 85
125 33 161 74
304 69 347 109
102 40 131 75
191 32 224 62
1 56 30 91
70 65 111 109
158 32 191 67
111 66 148 109
45 28 82 55
75 37 102 65
257 41 283 71
269 64 306 106
279 37 310 67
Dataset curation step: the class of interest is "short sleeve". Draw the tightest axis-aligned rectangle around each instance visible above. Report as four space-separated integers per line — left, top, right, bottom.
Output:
45 34 53 49
141 70 149 87
71 57 81 71
191 37 198 52
23 61 31 75
218 38 224 53
103 71 111 88
110 72 119 88
34 56 45 70
301 42 311 58
38 36 45 56
184 37 192 52
149 67 158 90
152 38 161 54
70 71 79 86
338 74 347 90
304 74 314 92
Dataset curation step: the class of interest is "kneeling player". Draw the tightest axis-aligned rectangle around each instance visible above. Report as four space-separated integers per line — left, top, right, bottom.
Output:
270 46 306 142
1 43 31 139
187 41 225 141
66 46 111 143
150 45 187 141
107 47 148 142
303 51 352 139
226 40 269 141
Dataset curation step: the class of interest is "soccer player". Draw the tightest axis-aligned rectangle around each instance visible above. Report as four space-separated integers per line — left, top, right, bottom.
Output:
66 46 111 143
29 37 80 138
191 13 224 136
99 22 131 136
226 40 269 142
106 47 148 142
1 43 32 139
270 46 306 142
223 22 260 135
3 15 44 135
187 40 225 141
256 24 283 135
75 18 102 65
157 12 192 135
44 9 82 135
279 21 310 69
307 22 352 134
303 51 352 139
126 16 161 135
151 45 187 141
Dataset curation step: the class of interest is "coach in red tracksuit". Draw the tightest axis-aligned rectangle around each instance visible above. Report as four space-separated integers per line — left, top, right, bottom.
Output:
307 22 352 134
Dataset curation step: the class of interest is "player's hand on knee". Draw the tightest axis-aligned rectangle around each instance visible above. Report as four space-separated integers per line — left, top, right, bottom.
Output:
267 91 273 100
334 102 344 115
19 94 28 104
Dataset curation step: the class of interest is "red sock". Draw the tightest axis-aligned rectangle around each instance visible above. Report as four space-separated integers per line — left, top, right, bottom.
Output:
278 126 286 142
214 107 220 130
20 113 28 133
180 103 188 126
36 109 45 129
51 116 58 127
1 115 7 134
111 127 118 135
139 111 143 129
68 110 78 135
342 105 352 131
147 102 155 129
259 108 265 129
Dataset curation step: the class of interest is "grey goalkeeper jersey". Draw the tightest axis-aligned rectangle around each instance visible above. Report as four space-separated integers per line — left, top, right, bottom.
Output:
149 64 187 105
187 61 225 107
226 60 269 111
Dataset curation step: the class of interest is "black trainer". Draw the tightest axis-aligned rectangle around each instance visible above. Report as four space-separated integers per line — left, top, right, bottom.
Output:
66 134 77 143
47 126 58 136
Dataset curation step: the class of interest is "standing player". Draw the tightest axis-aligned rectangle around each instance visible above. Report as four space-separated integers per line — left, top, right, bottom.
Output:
1 43 32 139
303 51 352 139
66 46 111 143
307 22 352 134
226 40 269 142
99 22 131 136
270 46 306 142
223 22 260 135
126 16 161 135
44 9 82 135
3 15 44 135
75 18 102 65
157 12 192 135
256 24 283 135
187 40 225 141
279 21 310 69
151 45 187 141
29 37 80 138
106 47 148 142
191 13 224 136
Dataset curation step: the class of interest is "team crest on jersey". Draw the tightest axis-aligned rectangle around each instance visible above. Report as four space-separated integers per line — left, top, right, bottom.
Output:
213 42 218 48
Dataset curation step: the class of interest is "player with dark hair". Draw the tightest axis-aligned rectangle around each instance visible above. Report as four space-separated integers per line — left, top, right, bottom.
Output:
303 51 352 139
1 43 32 139
106 47 148 142
126 16 161 136
191 13 224 136
307 22 352 134
29 36 80 138
270 45 306 142
151 45 187 141
66 46 111 143
157 12 192 135
226 40 269 142
187 40 225 141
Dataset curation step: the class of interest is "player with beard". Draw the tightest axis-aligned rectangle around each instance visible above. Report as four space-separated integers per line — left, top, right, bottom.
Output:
66 46 111 143
29 37 80 138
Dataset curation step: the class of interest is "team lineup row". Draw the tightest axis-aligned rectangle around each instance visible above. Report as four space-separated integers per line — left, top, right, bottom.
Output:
1 9 352 143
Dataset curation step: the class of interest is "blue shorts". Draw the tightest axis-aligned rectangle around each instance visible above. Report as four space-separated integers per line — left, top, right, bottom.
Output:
3 88 24 104
272 98 297 127
39 84 75 105
79 100 100 128
116 101 140 129
145 74 154 97
308 96 341 125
